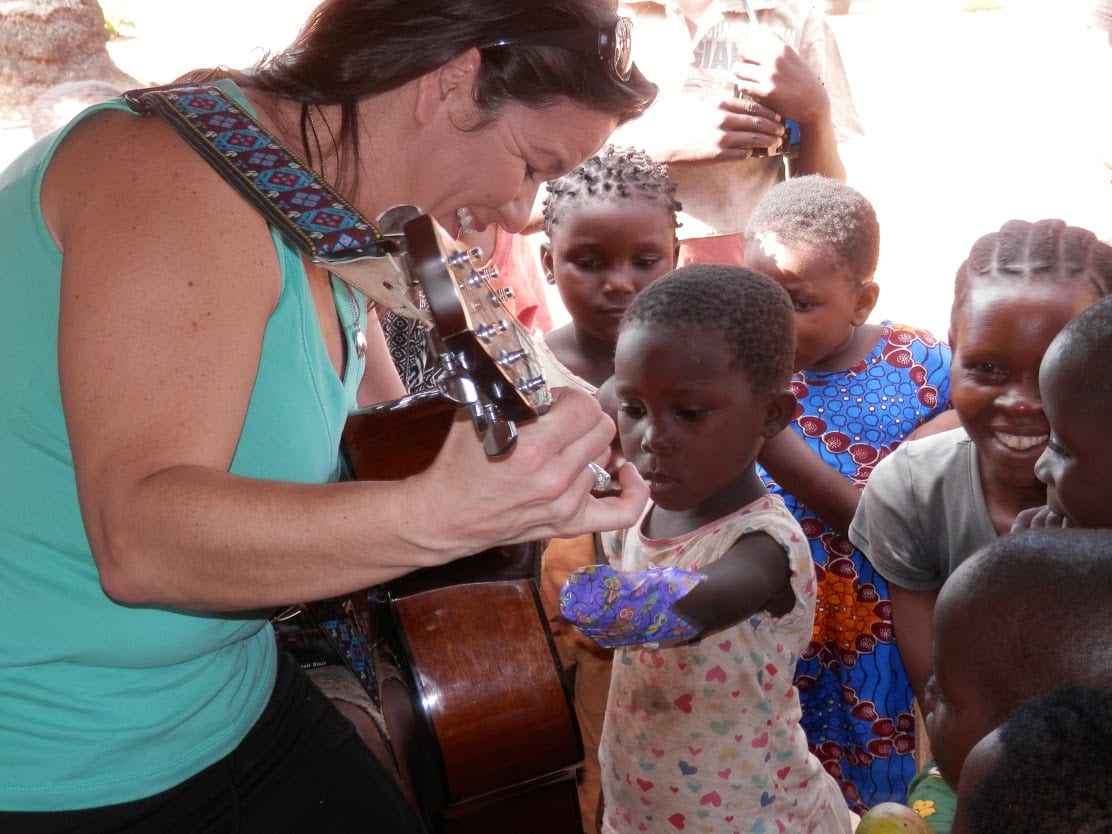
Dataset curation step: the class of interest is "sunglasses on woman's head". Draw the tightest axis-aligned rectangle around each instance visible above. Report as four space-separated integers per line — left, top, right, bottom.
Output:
482 17 634 82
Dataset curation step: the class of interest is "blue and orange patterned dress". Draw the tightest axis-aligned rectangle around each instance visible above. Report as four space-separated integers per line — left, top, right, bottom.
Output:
756 321 952 813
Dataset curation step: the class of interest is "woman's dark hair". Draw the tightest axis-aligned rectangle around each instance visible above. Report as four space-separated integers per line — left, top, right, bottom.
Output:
183 0 656 189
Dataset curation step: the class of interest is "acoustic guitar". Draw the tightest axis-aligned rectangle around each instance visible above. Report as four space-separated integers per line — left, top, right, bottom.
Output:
305 212 584 834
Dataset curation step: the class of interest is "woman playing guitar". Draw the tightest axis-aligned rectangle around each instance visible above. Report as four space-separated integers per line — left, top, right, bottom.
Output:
0 1 654 831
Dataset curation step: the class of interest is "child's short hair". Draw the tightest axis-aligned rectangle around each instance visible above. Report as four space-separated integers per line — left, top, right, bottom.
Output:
1045 293 1112 409
966 684 1112 834
619 264 794 396
541 144 682 236
951 219 1112 325
939 527 1112 714
743 174 880 283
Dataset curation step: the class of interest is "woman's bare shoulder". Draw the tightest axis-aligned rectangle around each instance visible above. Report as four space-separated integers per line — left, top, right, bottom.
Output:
44 107 270 254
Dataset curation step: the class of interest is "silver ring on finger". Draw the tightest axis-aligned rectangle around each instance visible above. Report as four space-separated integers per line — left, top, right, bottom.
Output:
588 461 612 493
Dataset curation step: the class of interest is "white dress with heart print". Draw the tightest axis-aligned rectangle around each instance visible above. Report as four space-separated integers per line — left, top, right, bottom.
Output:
598 494 852 834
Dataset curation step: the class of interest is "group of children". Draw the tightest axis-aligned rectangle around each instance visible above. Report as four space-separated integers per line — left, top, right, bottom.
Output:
519 142 1112 833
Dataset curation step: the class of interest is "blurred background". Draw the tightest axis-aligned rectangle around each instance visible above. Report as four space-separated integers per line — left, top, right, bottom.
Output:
2 0 1109 339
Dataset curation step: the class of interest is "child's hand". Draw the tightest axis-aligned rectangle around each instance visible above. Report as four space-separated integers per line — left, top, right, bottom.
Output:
558 564 706 649
732 28 831 127
1011 505 1070 531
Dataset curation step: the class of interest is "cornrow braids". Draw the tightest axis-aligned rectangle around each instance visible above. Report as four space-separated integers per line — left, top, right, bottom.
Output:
541 144 682 237
744 174 880 283
951 219 1112 326
620 264 795 397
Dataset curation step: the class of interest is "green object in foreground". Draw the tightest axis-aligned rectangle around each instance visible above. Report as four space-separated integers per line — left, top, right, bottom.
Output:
856 802 936 834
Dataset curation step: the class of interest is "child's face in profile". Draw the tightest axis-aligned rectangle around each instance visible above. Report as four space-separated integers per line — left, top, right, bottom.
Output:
923 587 1001 790
743 232 874 372
611 324 776 515
542 197 677 346
1034 338 1112 527
949 281 1095 492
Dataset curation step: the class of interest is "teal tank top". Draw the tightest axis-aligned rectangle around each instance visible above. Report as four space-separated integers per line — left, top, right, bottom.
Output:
0 81 367 810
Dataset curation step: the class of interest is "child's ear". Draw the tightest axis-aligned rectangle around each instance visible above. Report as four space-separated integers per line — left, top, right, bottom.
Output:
761 388 798 439
851 280 880 327
540 242 556 285
671 237 681 268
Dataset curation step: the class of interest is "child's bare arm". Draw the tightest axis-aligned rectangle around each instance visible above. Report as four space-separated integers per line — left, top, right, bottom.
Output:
889 584 940 711
674 531 795 633
559 533 794 648
758 427 860 536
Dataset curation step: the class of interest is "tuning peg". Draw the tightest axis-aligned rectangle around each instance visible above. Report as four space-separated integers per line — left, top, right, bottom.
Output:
490 286 515 306
480 409 518 457
497 348 531 366
440 374 479 406
436 353 480 405
449 247 485 269
476 321 508 342
517 376 547 393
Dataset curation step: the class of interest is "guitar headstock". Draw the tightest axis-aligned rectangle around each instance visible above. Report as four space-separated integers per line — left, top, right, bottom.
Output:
400 212 551 456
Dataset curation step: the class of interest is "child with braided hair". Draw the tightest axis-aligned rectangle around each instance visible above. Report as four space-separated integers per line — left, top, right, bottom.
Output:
849 218 1112 832
536 144 682 833
743 175 953 812
538 144 682 392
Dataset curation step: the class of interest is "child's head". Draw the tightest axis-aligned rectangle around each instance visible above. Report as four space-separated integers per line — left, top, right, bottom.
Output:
541 145 681 346
955 684 1112 834
948 219 1112 495
925 527 1112 789
612 264 796 512
742 174 881 372
1034 294 1112 527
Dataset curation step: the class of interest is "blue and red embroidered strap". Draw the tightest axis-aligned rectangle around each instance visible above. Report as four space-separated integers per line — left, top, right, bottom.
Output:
124 84 398 261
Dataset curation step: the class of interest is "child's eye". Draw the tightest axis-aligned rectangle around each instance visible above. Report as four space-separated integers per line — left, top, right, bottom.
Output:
792 299 816 312
675 408 709 422
633 256 664 270
1045 437 1070 459
618 403 645 419
572 257 604 271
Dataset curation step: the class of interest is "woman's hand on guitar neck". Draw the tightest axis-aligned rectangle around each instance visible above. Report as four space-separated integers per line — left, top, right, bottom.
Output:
411 388 648 557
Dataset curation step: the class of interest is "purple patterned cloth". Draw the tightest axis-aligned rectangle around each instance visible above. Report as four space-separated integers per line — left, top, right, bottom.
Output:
559 564 706 649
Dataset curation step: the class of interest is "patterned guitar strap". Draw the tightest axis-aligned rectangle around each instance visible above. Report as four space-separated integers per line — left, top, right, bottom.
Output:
124 83 415 700
123 83 430 322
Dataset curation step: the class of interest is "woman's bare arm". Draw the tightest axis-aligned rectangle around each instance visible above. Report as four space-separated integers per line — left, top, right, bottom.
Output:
47 112 647 611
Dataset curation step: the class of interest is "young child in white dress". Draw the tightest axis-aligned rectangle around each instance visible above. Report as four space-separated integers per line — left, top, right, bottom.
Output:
561 265 852 833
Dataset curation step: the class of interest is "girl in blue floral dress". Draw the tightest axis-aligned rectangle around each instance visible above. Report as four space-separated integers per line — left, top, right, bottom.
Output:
744 176 952 812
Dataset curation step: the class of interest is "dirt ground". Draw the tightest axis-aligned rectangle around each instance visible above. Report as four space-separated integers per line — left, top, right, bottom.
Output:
2 0 1109 338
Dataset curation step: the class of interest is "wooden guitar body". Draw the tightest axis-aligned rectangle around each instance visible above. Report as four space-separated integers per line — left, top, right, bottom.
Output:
307 212 583 833
373 547 583 833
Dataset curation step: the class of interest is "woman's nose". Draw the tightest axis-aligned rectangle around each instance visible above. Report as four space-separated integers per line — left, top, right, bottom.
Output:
999 375 1042 415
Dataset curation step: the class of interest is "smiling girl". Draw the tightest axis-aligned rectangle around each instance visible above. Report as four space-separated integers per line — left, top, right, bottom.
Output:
848 218 1112 832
